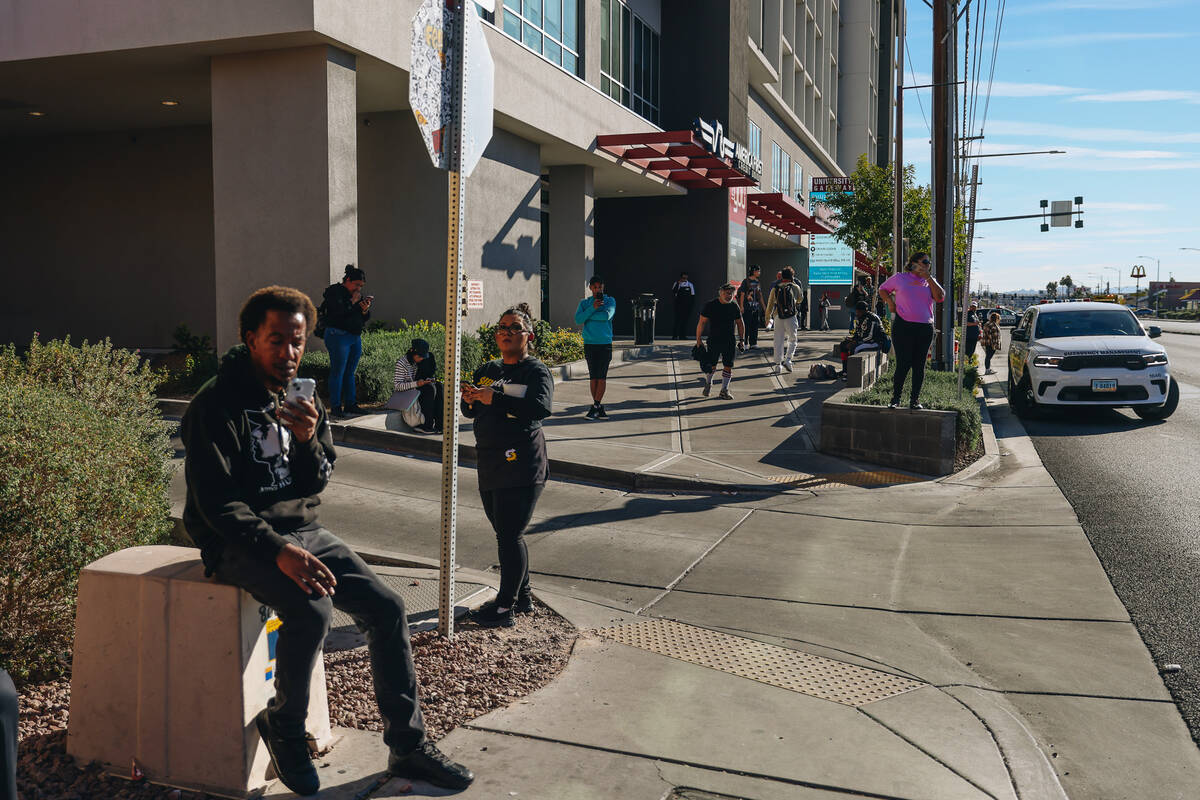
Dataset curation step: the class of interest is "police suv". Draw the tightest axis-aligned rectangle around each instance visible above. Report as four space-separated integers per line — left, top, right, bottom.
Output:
1007 302 1178 420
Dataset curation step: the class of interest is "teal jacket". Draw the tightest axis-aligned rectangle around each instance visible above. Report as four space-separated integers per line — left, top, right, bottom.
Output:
574 295 616 345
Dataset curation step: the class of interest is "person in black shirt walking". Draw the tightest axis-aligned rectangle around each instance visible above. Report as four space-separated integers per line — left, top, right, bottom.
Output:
696 282 746 399
736 265 766 349
462 306 554 629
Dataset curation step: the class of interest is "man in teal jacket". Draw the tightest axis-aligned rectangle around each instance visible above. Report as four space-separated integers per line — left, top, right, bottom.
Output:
574 275 616 419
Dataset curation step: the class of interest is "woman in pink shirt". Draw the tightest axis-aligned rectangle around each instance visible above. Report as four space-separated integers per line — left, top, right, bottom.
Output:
878 252 946 409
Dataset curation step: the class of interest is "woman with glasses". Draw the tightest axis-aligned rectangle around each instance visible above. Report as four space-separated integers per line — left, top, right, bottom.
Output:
461 306 554 628
878 252 945 409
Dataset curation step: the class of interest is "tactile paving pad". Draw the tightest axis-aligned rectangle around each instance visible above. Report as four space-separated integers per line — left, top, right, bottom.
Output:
766 469 925 488
597 618 923 706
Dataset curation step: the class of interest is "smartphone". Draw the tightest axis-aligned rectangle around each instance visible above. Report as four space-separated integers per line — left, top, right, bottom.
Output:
365 295 375 303
284 377 317 406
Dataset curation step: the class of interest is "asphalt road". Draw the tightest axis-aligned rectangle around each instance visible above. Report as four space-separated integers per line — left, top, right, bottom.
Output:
1016 329 1200 743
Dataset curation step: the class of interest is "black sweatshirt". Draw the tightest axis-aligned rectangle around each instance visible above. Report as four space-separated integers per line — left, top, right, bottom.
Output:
461 356 554 490
322 283 370 335
181 347 336 573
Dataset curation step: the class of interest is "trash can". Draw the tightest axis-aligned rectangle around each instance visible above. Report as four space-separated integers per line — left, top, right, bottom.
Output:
632 293 658 345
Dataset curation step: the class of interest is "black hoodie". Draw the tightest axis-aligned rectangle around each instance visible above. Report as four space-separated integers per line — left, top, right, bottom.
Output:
181 346 336 573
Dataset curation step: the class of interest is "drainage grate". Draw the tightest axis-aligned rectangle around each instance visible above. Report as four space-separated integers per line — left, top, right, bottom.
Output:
597 618 923 706
766 470 924 488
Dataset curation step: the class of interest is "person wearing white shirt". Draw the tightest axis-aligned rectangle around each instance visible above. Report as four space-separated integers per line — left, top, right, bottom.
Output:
671 272 697 339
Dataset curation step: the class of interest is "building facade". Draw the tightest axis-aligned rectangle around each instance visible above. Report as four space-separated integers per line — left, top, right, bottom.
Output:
0 1 895 348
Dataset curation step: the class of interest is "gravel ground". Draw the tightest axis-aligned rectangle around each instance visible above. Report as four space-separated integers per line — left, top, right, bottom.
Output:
14 603 576 799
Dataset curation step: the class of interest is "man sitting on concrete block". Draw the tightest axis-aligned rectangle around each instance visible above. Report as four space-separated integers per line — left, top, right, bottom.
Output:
181 286 473 796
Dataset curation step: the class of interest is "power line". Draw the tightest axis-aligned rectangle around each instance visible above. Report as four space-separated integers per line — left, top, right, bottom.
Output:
906 38 931 137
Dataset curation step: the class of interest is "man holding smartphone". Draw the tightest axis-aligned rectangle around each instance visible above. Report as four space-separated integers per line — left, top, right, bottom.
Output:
181 286 472 795
574 275 616 419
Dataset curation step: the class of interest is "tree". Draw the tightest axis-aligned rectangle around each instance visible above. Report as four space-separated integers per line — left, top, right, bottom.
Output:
821 154 968 292
1060 275 1074 299
1046 281 1058 299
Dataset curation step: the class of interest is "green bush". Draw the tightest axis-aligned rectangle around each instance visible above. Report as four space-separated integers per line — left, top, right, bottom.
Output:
158 324 218 395
300 324 485 404
848 361 983 450
0 337 175 682
476 319 584 366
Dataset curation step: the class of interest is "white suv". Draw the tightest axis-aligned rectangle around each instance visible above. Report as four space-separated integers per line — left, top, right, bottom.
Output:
1008 302 1178 420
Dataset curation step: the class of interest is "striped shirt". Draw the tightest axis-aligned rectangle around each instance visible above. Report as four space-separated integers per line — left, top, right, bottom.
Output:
393 356 422 392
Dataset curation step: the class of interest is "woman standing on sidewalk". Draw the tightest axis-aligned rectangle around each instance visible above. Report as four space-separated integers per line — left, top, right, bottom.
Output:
878 252 945 409
321 264 372 417
981 311 1002 375
461 306 554 628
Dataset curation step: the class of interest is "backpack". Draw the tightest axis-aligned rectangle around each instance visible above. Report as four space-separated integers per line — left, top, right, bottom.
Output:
314 298 329 339
808 362 837 380
774 285 797 319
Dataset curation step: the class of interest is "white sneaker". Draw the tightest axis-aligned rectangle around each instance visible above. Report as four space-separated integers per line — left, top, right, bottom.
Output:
773 364 781 375
718 389 733 400
783 361 793 373
985 368 996 375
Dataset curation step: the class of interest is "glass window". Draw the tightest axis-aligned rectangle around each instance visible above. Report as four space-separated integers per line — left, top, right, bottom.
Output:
780 150 791 196
485 0 581 77
793 163 803 203
771 143 782 193
748 121 761 162
599 0 660 124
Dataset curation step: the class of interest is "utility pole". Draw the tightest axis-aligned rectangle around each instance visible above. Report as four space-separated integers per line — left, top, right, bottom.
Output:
957 162 979 398
931 0 957 368
892 0 906 278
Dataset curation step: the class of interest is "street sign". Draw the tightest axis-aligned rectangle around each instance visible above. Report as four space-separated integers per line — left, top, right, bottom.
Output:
410 0 455 170
410 0 493 176
466 279 484 310
460 1 494 177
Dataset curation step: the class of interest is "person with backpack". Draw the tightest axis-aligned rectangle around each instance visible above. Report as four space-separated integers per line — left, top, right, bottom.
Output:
319 264 372 418
765 267 801 374
736 265 766 349
671 272 696 339
838 301 889 381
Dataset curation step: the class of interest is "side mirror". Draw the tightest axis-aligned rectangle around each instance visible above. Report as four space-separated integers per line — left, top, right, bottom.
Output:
1148 326 1162 339
1011 329 1027 342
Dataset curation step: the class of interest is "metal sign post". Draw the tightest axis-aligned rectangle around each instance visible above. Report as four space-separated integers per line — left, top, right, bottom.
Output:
410 0 494 639
957 163 978 399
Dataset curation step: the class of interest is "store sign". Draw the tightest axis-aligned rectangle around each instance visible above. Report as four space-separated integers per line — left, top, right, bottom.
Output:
693 118 763 181
728 186 747 270
809 176 854 284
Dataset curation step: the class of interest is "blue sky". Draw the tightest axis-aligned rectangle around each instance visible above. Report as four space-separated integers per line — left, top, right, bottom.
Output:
902 0 1200 293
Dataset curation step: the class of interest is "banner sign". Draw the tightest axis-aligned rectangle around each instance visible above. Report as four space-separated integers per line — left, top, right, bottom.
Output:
809 176 855 284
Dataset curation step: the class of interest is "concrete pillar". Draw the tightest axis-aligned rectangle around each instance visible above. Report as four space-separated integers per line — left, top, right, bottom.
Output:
547 164 594 330
211 45 358 352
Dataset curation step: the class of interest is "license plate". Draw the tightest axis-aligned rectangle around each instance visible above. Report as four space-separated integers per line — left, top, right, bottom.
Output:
1091 379 1118 392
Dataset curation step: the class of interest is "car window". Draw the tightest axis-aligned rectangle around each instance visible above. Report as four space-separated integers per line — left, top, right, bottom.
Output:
1033 310 1142 339
1016 309 1035 333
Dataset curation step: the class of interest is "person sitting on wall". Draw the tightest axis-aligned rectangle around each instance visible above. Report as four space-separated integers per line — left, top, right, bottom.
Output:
180 286 473 796
838 301 889 381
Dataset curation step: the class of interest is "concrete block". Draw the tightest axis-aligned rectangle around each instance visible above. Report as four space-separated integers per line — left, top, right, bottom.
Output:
68 546 333 798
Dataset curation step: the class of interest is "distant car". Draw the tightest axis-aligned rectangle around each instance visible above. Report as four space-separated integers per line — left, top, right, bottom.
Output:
1132 308 1154 317
1007 302 1178 420
978 307 1018 327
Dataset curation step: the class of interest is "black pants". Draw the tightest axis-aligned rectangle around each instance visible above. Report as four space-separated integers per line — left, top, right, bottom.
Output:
984 346 996 371
1 669 16 800
965 329 980 358
417 382 442 429
479 485 544 607
214 528 424 754
673 299 694 339
891 317 935 405
799 309 808 330
742 308 761 346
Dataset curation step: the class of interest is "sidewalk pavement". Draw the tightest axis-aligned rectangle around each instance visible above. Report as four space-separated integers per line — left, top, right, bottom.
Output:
163 335 1200 799
336 332 926 490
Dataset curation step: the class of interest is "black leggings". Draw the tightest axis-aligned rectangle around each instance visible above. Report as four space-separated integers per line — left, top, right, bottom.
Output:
417 382 442 428
891 317 935 405
479 485 544 607
984 346 996 371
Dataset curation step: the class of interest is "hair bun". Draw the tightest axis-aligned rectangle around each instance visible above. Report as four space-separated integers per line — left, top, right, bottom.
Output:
344 264 355 277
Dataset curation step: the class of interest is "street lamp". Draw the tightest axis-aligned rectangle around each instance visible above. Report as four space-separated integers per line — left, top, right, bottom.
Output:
1106 267 1122 296
1137 255 1161 314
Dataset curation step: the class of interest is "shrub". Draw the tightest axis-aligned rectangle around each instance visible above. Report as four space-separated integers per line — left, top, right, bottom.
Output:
158 324 218 395
300 324 485 405
0 337 175 682
476 319 584 366
848 361 983 450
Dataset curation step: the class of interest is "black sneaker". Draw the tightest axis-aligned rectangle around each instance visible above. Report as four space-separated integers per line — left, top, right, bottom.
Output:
594 404 608 419
330 406 346 419
514 589 534 614
470 601 515 628
255 709 319 796
344 404 365 415
910 403 925 410
388 741 474 790
585 405 599 419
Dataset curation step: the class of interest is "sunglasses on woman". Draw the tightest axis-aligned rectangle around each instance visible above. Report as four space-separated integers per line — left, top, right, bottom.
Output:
495 324 531 334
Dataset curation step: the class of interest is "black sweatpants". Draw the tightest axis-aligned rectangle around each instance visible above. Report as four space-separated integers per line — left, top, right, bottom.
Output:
1 669 16 800
891 317 935 405
479 485 544 607
673 299 694 339
742 308 761 346
214 528 425 754
417 382 442 429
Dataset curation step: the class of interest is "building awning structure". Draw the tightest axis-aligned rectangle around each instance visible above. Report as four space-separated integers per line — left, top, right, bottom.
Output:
595 131 759 190
745 192 837 236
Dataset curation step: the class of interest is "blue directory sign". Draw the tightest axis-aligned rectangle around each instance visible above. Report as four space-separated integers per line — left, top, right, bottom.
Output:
808 176 855 284
809 265 855 284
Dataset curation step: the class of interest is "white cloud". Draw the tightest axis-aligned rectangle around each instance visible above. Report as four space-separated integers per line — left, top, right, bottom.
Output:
982 120 1200 145
1072 89 1200 104
1008 0 1182 12
907 72 1088 97
1004 32 1189 48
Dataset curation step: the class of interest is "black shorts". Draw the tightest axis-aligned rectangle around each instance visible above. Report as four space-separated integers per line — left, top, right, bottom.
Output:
708 339 737 368
584 343 613 380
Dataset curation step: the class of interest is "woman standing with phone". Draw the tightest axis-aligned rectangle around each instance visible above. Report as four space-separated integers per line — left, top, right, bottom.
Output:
322 264 373 418
461 306 554 628
878 252 945 409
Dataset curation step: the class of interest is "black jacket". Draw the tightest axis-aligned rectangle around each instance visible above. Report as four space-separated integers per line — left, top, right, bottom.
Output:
322 283 370 335
182 347 336 573
462 357 554 490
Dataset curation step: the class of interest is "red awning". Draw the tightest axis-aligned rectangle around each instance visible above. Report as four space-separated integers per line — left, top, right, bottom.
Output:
596 131 759 189
745 192 836 236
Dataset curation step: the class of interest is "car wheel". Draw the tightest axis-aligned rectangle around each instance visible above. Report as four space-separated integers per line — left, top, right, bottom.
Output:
1008 371 1031 416
1133 376 1179 421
